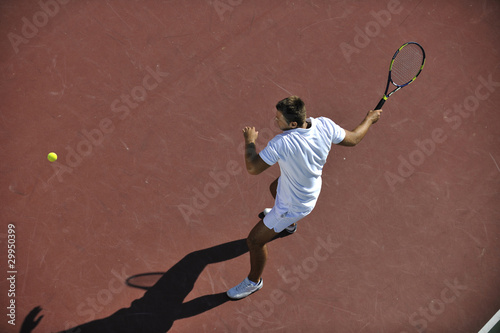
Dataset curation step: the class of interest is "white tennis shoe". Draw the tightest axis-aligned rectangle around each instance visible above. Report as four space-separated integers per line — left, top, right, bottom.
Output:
258 208 272 219
285 223 297 234
227 277 263 299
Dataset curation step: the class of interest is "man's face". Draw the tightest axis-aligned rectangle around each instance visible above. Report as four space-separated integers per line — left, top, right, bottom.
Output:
275 110 297 131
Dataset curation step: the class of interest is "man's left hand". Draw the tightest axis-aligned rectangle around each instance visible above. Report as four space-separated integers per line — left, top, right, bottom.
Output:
242 126 259 144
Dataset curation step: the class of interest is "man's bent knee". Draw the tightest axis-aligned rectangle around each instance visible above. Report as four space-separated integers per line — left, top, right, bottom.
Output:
247 233 266 249
247 221 276 249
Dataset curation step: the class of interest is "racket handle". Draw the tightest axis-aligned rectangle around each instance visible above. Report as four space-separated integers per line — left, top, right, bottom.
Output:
374 98 386 110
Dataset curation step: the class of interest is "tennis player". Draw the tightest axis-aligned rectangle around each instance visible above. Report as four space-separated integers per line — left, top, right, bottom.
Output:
227 96 382 299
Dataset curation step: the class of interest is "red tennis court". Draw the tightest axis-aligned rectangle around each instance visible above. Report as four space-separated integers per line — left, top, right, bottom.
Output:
1 1 499 332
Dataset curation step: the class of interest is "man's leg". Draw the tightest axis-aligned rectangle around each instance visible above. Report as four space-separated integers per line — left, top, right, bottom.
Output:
258 178 279 220
226 220 278 299
269 177 296 232
247 220 278 283
270 177 279 199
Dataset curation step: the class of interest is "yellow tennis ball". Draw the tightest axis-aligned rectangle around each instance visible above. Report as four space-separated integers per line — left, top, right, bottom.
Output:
47 152 57 162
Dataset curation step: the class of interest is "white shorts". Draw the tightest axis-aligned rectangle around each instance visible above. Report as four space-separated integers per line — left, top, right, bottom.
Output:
263 207 311 233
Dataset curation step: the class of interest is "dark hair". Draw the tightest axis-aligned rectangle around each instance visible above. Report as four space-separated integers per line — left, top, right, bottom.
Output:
275 96 306 127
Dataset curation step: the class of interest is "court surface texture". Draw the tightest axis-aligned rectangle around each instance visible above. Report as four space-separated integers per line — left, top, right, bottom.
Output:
1 1 499 332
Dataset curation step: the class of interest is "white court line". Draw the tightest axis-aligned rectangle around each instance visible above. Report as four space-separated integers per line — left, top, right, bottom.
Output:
478 309 500 333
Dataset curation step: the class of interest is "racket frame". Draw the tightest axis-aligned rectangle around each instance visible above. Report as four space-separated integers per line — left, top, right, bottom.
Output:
374 42 425 110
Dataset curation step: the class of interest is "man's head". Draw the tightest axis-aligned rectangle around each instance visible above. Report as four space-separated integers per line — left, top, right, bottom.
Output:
275 96 306 130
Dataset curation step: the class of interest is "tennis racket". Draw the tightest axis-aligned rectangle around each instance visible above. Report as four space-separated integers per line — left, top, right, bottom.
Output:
374 42 425 110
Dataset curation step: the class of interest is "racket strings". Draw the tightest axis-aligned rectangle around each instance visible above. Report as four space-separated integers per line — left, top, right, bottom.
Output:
391 44 424 86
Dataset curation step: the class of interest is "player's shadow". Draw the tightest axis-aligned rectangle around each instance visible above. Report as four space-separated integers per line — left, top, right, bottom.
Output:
21 231 292 333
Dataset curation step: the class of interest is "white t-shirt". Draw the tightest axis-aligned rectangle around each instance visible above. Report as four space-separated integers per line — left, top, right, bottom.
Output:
259 117 346 214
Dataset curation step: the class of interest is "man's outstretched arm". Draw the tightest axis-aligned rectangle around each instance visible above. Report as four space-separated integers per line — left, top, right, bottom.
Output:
242 126 271 175
339 109 382 147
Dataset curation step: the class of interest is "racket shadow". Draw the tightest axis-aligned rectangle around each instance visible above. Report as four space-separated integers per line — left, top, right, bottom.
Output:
21 231 293 333
65 238 249 333
20 239 248 333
